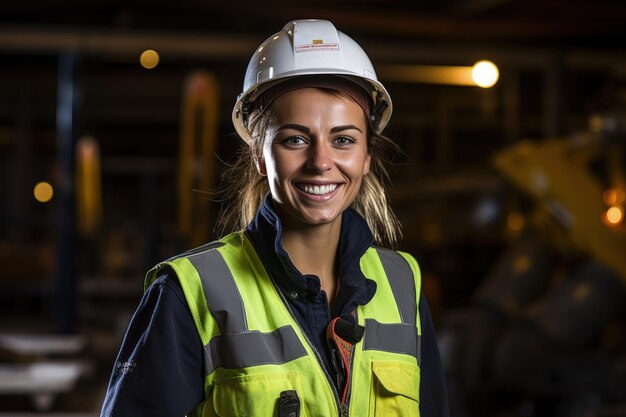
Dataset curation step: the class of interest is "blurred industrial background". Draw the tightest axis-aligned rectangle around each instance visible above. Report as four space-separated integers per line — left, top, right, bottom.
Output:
1 1 625 416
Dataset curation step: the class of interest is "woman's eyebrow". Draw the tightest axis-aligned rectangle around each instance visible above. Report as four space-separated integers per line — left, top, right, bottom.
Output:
277 124 363 134
330 124 362 133
277 123 310 133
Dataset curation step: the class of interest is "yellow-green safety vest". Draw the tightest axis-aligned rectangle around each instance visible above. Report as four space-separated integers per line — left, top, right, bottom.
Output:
146 232 423 417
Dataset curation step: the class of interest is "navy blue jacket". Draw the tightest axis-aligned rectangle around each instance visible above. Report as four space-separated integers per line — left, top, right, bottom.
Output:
101 199 449 416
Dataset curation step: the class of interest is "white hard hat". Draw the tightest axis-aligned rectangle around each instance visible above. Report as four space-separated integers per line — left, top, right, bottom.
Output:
232 19 393 143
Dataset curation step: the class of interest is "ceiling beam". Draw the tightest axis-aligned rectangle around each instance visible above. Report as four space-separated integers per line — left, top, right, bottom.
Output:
0 26 625 73
242 4 626 39
0 26 259 60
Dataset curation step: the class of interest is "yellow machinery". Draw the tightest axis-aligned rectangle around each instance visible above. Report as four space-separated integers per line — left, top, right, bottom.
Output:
439 121 626 415
75 135 103 238
491 126 626 283
177 71 220 248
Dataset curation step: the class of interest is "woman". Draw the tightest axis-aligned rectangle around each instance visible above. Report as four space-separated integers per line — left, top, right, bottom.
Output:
101 19 448 417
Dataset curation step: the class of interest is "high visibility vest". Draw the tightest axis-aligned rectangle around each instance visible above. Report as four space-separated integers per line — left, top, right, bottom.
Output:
146 232 422 417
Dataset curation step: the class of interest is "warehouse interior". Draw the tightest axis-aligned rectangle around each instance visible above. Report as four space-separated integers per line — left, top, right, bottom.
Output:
1 1 625 416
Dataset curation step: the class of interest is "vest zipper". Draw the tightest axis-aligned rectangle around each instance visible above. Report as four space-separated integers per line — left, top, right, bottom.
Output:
272 286 345 416
338 311 358 417
344 348 356 416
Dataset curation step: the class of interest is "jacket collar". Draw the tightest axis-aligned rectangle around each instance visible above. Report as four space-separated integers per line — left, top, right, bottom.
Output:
246 195 376 315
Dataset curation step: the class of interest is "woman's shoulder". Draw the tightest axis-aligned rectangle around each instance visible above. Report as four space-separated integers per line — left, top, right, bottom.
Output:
145 232 251 287
164 238 230 262
145 266 185 299
151 232 247 267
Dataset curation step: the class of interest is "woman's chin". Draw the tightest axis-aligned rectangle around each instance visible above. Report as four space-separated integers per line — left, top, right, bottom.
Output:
289 208 343 228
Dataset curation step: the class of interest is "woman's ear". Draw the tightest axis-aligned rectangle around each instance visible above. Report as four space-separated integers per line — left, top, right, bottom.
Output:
363 153 371 176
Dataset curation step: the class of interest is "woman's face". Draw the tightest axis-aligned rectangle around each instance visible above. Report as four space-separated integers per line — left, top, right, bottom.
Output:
257 88 371 229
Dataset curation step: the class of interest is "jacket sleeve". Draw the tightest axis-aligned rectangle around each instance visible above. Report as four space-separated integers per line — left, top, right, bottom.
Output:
100 273 205 417
419 293 450 417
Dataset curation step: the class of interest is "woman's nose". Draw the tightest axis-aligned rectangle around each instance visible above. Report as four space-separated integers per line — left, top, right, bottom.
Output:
306 141 333 172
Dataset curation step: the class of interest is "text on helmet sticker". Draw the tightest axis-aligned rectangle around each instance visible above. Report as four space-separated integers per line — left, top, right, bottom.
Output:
295 39 340 53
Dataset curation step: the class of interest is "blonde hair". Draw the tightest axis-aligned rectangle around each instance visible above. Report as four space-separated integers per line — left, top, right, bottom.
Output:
216 89 402 248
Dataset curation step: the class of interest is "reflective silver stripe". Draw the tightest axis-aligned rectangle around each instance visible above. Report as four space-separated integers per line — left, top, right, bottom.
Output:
204 326 307 373
187 247 248 334
187 243 308 375
363 319 421 363
375 247 416 326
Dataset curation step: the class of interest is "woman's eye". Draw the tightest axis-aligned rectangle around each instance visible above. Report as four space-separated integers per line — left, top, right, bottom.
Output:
334 136 355 146
282 136 307 147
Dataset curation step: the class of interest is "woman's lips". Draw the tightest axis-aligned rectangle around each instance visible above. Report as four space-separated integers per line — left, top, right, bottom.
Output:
296 183 338 195
295 182 341 201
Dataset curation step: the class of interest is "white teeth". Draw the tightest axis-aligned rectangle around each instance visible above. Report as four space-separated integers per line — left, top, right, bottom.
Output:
299 183 338 195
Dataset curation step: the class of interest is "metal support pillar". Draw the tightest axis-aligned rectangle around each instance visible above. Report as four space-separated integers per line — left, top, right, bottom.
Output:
9 78 34 242
55 52 79 334
141 173 159 268
543 50 564 138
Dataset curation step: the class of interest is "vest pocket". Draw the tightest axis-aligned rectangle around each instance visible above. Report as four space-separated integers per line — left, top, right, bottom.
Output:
369 361 420 417
212 372 305 417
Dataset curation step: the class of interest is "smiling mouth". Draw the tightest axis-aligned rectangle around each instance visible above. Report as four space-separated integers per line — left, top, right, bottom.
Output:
296 183 338 195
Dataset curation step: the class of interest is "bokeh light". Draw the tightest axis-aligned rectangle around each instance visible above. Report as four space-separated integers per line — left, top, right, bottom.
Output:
604 205 624 226
603 188 625 205
140 49 160 69
34 181 54 203
472 60 499 88
507 211 525 231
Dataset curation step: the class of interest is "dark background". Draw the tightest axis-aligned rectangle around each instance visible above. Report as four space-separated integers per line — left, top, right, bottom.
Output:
1 1 625 416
